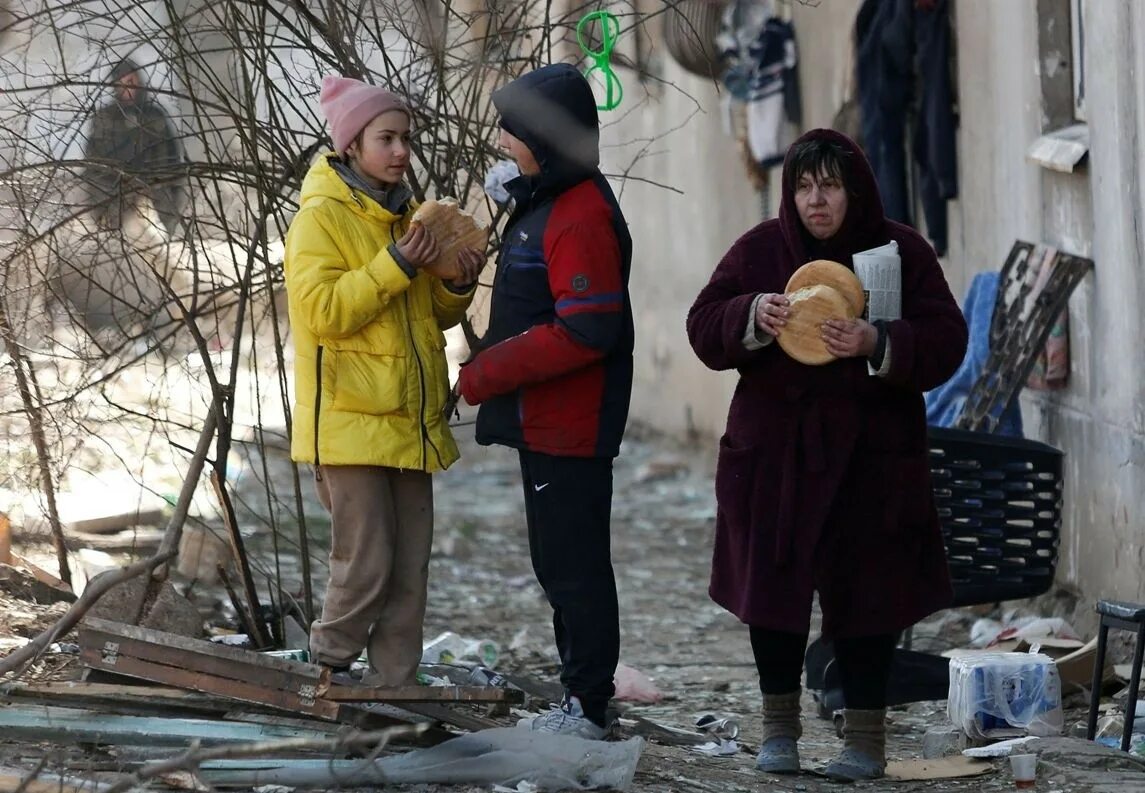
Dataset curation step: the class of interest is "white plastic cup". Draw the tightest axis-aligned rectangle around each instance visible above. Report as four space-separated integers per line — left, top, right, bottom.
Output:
1009 753 1037 789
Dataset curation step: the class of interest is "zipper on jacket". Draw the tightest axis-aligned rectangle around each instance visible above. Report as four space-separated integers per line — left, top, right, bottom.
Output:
391 226 440 470
314 345 324 481
405 293 431 470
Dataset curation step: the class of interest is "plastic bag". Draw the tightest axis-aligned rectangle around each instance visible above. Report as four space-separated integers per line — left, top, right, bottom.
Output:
197 728 645 791
948 653 1063 740
613 662 663 703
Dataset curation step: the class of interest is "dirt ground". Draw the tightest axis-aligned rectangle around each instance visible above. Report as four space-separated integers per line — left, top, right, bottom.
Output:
3 408 1145 791
416 411 1145 792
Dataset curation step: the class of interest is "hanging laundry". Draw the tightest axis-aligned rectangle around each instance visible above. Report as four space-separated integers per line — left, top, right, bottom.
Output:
855 0 913 226
717 0 801 169
913 0 958 256
854 0 957 255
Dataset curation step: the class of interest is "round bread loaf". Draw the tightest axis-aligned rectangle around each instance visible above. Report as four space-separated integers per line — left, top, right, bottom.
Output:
785 259 865 319
409 198 489 280
776 283 855 366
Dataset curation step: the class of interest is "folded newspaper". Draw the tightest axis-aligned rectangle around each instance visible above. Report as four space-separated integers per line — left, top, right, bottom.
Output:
853 240 901 323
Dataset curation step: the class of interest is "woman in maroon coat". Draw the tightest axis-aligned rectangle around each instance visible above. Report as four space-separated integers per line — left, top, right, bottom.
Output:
687 129 967 781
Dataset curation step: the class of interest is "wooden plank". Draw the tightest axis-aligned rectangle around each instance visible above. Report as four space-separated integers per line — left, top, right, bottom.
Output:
0 766 109 793
1 681 239 714
75 621 503 734
40 672 438 739
79 647 341 720
81 618 327 678
68 508 166 535
1 682 356 736
0 513 10 565
0 704 334 747
397 702 499 733
67 530 165 553
79 628 328 701
323 684 523 704
625 714 710 746
332 703 454 743
502 673 564 703
79 619 330 702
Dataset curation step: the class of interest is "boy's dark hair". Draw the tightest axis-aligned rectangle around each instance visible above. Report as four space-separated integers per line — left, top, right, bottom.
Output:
785 139 853 196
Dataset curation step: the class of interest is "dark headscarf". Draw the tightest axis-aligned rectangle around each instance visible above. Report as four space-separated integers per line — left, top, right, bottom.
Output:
778 128 889 266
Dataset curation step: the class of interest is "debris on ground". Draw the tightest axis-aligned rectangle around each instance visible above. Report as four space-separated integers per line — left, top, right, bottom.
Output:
5 427 1145 790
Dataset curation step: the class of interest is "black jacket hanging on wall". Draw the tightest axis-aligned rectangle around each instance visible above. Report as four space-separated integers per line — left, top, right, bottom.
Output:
855 0 957 255
913 0 957 255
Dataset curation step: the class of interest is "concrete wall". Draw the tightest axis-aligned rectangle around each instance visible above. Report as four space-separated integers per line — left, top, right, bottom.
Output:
950 0 1145 603
607 0 1145 604
1025 0 1145 601
599 1 860 440
598 60 747 440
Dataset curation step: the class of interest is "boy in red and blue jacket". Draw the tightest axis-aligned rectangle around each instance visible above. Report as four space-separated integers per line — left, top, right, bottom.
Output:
458 63 633 739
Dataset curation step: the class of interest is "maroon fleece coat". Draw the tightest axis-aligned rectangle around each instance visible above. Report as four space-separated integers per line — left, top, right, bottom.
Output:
686 129 968 638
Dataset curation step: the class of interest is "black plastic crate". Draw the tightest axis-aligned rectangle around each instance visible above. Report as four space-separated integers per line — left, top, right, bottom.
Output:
927 426 1063 608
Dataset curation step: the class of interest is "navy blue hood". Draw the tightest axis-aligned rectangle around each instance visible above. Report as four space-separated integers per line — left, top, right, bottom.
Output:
492 63 600 187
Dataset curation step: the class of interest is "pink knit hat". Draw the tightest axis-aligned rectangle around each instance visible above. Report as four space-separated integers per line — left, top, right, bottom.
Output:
319 75 410 155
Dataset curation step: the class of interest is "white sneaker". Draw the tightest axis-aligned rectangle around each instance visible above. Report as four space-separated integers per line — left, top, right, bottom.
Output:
517 695 608 740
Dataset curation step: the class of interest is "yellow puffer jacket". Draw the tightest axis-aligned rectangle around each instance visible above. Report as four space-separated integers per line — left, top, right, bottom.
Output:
285 154 474 472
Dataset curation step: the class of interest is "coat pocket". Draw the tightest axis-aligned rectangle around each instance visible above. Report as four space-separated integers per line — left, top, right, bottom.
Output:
714 435 761 534
328 347 407 416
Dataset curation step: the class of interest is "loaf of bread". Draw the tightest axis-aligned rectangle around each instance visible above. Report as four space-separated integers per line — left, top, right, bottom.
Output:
784 259 865 319
776 283 856 366
410 198 489 280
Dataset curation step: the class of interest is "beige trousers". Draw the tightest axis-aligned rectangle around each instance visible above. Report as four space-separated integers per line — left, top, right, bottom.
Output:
309 465 433 686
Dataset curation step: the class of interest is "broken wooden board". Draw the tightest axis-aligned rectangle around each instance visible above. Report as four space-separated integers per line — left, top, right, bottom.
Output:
420 664 562 703
502 673 564 704
333 701 464 742
77 619 516 734
0 682 358 738
78 618 341 720
66 529 166 553
885 756 994 781
0 513 10 565
67 508 166 535
324 683 522 704
623 715 712 747
0 563 75 605
0 681 243 717
0 704 334 747
66 670 454 743
0 766 109 793
397 702 501 733
1054 637 1110 689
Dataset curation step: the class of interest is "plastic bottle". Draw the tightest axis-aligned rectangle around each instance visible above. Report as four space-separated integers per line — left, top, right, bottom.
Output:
421 631 499 667
421 631 468 664
465 637 500 668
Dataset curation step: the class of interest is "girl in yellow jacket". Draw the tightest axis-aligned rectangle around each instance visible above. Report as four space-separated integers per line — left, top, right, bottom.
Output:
284 75 484 683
